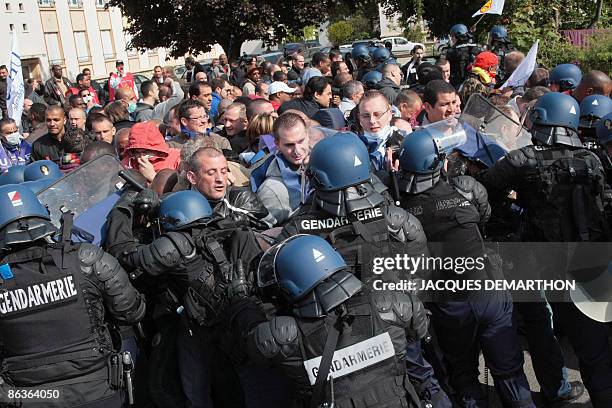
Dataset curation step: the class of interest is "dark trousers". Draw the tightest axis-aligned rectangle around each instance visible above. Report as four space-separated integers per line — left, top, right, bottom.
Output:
514 301 570 400
550 302 612 407
429 291 535 408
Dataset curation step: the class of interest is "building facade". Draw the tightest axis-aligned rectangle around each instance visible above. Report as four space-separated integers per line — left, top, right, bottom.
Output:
2 0 222 82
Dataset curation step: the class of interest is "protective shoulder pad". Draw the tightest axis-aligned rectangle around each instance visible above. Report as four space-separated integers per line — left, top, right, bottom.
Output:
506 146 536 168
371 291 412 328
450 176 491 224
253 316 299 360
163 231 196 259
78 243 105 276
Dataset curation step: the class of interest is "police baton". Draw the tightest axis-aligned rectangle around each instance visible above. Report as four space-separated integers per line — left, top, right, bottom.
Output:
386 147 401 206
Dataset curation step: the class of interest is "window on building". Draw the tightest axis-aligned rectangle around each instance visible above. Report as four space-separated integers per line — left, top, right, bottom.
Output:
74 31 90 62
18 3 23 11
22 23 27 31
38 0 55 7
5 3 10 11
95 0 106 8
45 32 63 65
100 30 114 59
67 0 81 7
9 23 14 31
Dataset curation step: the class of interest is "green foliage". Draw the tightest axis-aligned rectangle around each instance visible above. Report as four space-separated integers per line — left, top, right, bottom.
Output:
108 0 352 60
403 25 426 43
328 21 354 46
578 31 612 74
507 0 610 73
285 25 318 43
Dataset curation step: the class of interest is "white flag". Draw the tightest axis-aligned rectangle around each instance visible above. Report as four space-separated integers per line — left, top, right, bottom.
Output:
472 0 505 17
6 31 25 128
501 40 539 89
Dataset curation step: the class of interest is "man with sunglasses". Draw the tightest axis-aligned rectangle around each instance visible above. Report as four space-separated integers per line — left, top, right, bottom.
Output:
170 99 231 152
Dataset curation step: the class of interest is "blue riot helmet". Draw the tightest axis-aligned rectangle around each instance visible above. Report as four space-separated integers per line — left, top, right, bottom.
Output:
308 132 371 191
579 95 612 129
351 45 370 63
0 184 55 249
308 132 385 216
23 160 62 182
22 179 56 194
400 119 468 174
489 25 508 41
0 164 26 186
361 70 383 90
450 24 469 43
529 92 582 147
159 190 213 231
596 112 612 145
257 234 362 318
372 47 391 64
549 63 582 92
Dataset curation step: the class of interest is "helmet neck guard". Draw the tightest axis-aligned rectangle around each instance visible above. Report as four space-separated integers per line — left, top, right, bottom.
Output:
0 217 57 250
399 170 441 194
314 181 385 217
293 270 362 318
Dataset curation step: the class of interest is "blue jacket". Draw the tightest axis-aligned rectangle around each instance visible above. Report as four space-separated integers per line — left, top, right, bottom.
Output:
210 92 221 120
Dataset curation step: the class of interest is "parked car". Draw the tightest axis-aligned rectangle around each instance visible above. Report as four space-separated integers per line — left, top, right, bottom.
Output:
352 39 381 49
283 42 306 58
257 51 284 65
380 36 424 56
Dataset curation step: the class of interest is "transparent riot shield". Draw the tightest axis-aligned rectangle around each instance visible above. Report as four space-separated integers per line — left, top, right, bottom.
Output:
37 154 125 228
460 93 531 152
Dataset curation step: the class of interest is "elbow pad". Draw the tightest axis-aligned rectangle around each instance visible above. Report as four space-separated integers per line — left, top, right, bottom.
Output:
79 244 146 324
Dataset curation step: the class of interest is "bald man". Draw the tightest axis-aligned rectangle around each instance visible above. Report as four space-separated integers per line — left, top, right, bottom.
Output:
68 108 86 130
31 105 66 161
378 63 403 104
573 70 612 102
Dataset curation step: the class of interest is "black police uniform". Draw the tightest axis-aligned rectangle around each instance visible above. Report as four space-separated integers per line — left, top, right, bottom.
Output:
245 289 427 408
397 175 535 407
490 42 515 83
445 41 482 88
480 144 612 407
279 202 428 283
0 242 145 407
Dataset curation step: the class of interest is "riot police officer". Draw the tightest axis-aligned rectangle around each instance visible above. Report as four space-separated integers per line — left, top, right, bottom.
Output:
351 45 373 82
396 120 536 408
487 25 514 81
239 234 429 408
445 24 482 87
0 184 145 407
596 112 612 182
480 92 609 406
277 132 452 407
549 64 583 93
579 94 612 142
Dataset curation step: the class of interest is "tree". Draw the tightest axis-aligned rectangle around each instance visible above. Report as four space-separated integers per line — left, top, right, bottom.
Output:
108 0 350 61
328 21 354 46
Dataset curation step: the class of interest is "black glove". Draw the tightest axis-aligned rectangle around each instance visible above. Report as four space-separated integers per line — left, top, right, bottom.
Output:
227 260 251 299
134 189 160 214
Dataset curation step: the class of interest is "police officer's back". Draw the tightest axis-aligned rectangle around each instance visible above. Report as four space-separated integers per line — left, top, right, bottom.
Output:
238 235 428 408
0 184 145 407
445 24 482 87
487 26 515 81
481 92 608 242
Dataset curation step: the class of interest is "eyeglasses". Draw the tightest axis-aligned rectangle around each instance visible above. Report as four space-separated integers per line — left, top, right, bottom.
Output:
359 108 390 121
188 115 209 121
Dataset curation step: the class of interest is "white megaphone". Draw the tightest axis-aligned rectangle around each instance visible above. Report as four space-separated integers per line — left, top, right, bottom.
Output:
570 261 612 323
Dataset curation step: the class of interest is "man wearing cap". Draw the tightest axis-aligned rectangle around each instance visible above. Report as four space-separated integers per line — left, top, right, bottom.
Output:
268 81 295 111
108 60 137 102
66 73 100 105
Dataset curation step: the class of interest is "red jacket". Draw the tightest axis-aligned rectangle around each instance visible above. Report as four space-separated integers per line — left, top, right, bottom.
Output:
122 122 180 172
